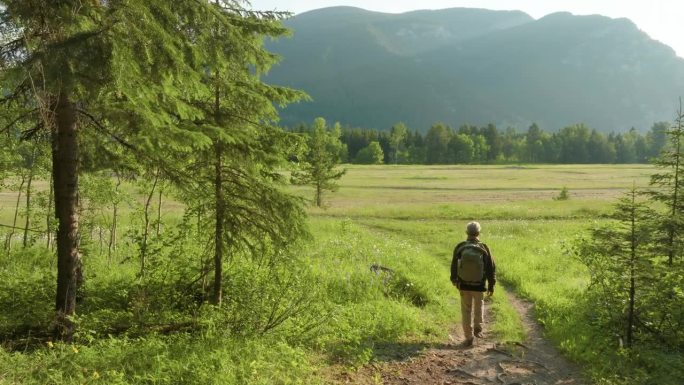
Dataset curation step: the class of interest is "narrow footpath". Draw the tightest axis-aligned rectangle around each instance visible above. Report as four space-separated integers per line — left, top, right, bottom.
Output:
331 291 586 385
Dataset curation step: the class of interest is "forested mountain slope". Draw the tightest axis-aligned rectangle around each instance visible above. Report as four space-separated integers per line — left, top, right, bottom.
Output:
266 7 684 132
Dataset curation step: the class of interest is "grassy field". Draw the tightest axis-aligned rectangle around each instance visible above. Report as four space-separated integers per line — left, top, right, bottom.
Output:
2 164 681 384
301 164 680 383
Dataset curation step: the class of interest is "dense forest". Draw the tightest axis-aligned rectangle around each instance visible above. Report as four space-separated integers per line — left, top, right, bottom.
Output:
293 120 669 164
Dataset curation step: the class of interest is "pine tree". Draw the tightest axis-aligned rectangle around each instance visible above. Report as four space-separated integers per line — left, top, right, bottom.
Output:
577 186 652 347
291 118 346 207
649 104 684 265
644 103 684 348
118 1 310 306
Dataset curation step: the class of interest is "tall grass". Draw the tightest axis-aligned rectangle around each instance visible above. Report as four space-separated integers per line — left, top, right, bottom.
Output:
1 165 679 384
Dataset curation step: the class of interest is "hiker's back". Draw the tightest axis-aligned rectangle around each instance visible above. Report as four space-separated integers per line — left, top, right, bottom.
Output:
457 241 486 285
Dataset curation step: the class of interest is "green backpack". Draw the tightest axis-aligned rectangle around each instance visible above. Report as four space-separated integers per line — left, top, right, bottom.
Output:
456 242 487 285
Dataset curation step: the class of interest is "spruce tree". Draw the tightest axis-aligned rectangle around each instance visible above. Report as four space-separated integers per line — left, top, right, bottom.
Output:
176 1 309 306
291 118 347 207
649 104 684 265
644 104 684 347
577 186 652 347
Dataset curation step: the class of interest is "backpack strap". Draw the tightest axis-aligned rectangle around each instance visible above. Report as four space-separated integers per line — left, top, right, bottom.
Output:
456 240 487 256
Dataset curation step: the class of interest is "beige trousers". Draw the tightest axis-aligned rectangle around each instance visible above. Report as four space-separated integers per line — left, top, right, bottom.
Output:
459 290 484 339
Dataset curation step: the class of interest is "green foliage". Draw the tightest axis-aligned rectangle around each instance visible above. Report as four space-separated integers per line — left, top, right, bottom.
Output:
554 186 570 201
388 122 408 164
291 118 347 207
381 271 429 307
568 107 684 383
3 164 683 384
1 0 313 340
488 294 525 343
354 141 384 164
425 123 451 164
448 133 475 163
333 121 667 166
575 187 653 347
0 335 315 385
303 218 456 364
0 247 55 339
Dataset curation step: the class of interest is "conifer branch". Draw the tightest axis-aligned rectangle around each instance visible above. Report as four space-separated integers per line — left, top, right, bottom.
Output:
221 111 274 131
78 108 201 191
76 108 138 153
19 121 44 140
0 78 31 105
211 0 292 19
0 107 38 134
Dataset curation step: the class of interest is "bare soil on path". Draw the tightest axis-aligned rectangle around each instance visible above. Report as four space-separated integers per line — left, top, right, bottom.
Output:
330 291 586 385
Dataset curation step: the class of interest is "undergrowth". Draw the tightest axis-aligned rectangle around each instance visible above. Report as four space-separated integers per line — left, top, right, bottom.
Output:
0 218 457 383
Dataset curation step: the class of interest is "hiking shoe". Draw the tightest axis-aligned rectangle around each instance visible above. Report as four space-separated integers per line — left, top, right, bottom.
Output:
461 338 474 347
474 327 483 338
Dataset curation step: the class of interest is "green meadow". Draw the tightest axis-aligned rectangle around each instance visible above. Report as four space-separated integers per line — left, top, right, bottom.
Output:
305 164 680 383
2 164 682 384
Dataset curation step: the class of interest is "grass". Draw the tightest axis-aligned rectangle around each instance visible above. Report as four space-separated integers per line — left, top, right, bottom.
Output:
1 164 679 385
303 164 679 384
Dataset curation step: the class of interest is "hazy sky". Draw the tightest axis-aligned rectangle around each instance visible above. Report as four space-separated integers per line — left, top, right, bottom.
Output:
249 0 684 57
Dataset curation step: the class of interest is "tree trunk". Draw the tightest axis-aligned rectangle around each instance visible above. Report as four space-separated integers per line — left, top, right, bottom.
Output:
5 176 25 252
212 73 224 306
108 174 121 265
23 148 36 247
213 141 224 306
46 174 54 249
156 188 162 237
140 172 158 278
52 93 82 341
98 226 103 255
315 182 322 207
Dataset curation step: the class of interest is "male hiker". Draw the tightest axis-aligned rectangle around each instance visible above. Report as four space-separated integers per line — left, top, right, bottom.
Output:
451 221 496 347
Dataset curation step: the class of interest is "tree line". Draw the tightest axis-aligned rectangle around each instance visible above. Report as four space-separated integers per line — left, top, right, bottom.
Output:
293 120 670 165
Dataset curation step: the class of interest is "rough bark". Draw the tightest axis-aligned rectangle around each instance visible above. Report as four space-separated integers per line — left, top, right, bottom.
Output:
52 93 82 341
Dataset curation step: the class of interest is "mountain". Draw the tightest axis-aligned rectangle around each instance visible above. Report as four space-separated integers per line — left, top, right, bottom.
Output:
265 7 684 132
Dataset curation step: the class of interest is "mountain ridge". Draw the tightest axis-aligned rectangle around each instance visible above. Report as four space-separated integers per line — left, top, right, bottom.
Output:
266 7 684 132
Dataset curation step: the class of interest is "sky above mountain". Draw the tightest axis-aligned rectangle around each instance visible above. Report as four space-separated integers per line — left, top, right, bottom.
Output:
249 0 684 57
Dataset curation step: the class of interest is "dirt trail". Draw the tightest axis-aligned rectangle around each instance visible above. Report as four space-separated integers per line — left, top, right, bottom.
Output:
331 291 586 385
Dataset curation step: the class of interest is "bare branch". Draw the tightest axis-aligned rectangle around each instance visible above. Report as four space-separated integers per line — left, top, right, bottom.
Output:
76 108 138 153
